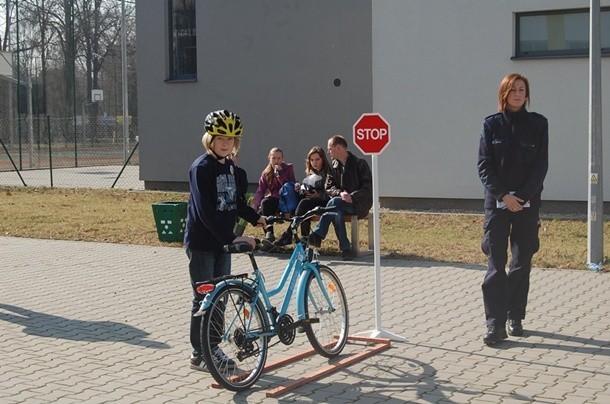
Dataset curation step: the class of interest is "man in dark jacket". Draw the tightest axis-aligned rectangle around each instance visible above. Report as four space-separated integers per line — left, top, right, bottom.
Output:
308 135 373 260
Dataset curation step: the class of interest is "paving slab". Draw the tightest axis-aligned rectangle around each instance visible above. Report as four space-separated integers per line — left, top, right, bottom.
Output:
0 236 608 403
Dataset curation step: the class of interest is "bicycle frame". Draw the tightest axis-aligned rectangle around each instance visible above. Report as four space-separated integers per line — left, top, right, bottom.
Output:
196 240 336 340
194 206 348 392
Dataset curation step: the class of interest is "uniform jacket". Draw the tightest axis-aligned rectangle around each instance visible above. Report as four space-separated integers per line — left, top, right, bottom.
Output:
326 152 373 219
184 153 260 252
477 108 549 209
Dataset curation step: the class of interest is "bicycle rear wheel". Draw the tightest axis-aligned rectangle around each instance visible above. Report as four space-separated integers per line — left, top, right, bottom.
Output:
304 264 349 357
200 286 268 391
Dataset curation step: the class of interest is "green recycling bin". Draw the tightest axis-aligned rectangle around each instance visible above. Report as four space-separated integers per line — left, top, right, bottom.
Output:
152 201 188 242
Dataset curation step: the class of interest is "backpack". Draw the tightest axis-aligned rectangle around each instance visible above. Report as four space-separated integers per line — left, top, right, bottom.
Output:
279 181 299 214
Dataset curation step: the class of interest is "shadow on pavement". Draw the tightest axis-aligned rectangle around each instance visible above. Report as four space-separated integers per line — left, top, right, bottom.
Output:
495 329 610 356
0 303 170 349
224 352 484 403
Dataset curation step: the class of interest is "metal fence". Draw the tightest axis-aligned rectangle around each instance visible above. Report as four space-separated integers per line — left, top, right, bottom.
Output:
0 115 142 190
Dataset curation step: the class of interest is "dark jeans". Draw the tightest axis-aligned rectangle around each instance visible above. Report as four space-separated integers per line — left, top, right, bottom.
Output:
481 208 540 326
187 248 231 356
312 197 357 252
294 197 327 236
259 197 280 235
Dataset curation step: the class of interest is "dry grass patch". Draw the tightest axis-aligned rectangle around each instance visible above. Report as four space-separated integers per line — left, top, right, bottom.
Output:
1 186 608 270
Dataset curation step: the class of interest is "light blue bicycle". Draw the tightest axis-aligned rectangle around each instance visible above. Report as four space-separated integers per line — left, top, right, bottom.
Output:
194 206 349 391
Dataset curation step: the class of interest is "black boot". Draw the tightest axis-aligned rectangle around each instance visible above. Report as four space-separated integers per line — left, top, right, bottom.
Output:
274 230 293 247
264 226 275 243
483 324 508 346
508 319 523 336
308 232 323 248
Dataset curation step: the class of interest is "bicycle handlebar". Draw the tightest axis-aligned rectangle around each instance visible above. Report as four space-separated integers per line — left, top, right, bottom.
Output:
265 205 337 226
265 216 285 225
223 240 259 254
223 206 337 254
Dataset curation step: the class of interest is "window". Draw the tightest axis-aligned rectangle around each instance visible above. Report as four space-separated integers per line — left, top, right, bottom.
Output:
168 0 196 80
515 8 610 58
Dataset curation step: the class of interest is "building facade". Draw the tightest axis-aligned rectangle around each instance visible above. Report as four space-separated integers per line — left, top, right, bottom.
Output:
136 0 610 209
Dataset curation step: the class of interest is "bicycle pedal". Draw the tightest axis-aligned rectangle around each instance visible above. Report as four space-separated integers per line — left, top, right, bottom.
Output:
301 318 319 325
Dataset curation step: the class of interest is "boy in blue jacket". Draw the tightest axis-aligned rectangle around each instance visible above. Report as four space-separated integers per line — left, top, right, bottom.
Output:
184 110 265 371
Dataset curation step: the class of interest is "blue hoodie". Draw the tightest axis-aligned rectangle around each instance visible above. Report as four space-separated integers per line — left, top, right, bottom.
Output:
184 153 259 252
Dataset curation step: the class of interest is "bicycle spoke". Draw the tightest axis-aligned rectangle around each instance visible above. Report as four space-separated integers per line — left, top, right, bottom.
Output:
201 287 268 391
304 265 349 357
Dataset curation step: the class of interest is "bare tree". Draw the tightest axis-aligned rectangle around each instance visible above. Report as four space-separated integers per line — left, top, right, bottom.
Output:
0 0 136 119
1 0 15 51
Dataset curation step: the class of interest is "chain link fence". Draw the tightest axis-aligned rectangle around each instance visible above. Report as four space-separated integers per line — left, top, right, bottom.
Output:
0 114 142 190
0 0 138 190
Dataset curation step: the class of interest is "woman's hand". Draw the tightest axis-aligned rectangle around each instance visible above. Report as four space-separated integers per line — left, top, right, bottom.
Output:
502 193 524 212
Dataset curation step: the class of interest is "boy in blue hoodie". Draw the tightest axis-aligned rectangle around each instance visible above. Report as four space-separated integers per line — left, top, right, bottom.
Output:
184 110 265 371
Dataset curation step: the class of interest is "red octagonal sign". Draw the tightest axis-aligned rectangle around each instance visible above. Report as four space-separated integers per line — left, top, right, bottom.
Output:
353 113 391 155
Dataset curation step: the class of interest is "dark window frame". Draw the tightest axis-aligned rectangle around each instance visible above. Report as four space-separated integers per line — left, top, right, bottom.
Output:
167 0 197 81
515 7 610 59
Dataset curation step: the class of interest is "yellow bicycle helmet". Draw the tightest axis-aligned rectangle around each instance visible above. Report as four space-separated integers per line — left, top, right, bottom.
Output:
204 109 243 137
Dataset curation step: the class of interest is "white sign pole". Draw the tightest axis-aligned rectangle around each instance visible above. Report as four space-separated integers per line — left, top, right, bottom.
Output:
372 154 382 333
353 113 405 342
356 154 405 341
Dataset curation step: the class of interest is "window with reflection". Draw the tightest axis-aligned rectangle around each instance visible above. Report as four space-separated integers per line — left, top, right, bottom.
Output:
169 0 196 80
516 8 610 58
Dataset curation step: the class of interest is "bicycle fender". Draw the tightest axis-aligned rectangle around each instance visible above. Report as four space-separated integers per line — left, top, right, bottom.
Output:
295 265 317 318
194 279 256 317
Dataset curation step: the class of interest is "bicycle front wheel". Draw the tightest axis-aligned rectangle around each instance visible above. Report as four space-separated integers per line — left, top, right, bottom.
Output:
304 264 349 357
201 286 268 391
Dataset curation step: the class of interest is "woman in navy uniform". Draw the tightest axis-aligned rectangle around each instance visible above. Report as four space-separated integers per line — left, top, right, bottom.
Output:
477 73 549 345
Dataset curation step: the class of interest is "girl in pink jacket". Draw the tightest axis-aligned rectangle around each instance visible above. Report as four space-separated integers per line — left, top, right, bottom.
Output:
252 147 296 242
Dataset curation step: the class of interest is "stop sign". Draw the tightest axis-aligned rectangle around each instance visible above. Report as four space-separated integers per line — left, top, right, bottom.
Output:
353 113 391 155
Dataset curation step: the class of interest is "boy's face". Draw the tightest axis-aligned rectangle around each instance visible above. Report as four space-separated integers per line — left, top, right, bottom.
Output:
211 136 235 158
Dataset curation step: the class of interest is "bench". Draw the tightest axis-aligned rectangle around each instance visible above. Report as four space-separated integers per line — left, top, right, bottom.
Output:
283 211 374 257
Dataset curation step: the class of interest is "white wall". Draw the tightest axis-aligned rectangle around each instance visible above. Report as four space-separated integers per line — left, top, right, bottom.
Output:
373 0 610 202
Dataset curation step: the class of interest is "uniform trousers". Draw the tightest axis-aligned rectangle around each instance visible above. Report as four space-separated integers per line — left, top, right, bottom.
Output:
481 207 540 327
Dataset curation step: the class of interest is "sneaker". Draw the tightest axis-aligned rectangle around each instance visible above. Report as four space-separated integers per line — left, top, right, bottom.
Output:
211 348 237 372
191 349 237 372
190 354 208 372
308 232 323 248
260 238 278 252
341 248 354 261
264 229 275 243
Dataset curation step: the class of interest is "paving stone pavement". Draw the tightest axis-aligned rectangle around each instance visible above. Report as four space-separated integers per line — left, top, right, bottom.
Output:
1 236 608 403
